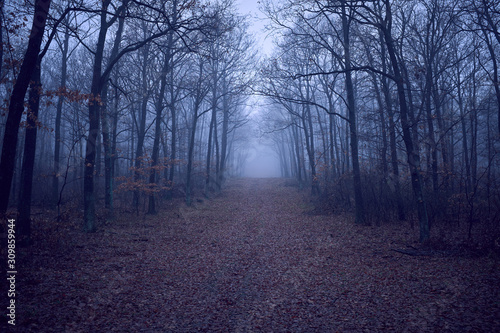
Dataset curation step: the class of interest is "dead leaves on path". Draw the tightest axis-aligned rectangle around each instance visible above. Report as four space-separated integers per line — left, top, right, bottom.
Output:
5 178 500 332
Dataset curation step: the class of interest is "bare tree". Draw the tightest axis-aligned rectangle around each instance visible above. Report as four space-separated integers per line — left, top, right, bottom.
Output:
0 0 52 216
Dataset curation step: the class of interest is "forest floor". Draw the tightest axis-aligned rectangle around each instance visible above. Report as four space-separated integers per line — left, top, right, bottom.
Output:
2 178 500 332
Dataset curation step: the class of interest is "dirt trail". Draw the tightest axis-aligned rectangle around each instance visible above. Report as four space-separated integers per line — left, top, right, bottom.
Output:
7 178 500 332
165 178 340 332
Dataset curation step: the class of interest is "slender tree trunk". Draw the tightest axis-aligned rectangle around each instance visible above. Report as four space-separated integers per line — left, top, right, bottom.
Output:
186 106 200 206
316 107 328 183
95 121 102 178
458 81 471 192
167 68 177 198
476 0 500 134
205 71 217 196
214 114 220 188
332 113 341 177
292 122 302 187
132 41 151 212
287 127 298 179
17 59 41 242
87 0 144 225
373 76 389 181
111 82 119 179
471 50 478 188
84 0 111 233
305 88 319 195
329 113 336 180
218 74 229 190
148 51 170 214
101 83 112 211
383 0 429 242
425 64 439 195
386 88 405 220
482 29 500 136
101 4 125 218
52 25 69 207
341 2 365 224
0 0 51 215
433 72 450 190
186 61 204 206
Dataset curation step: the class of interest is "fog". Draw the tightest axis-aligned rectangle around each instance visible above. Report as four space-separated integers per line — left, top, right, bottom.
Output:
243 143 280 178
236 0 273 56
232 1 278 178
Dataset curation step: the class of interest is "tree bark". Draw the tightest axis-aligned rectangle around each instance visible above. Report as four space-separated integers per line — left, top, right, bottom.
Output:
341 1 365 224
83 0 111 232
148 52 170 214
382 0 429 243
167 78 177 196
0 0 51 216
205 69 218 196
132 39 151 213
0 0 4 81
186 61 205 206
101 4 126 218
218 74 229 191
52 25 70 207
17 59 42 242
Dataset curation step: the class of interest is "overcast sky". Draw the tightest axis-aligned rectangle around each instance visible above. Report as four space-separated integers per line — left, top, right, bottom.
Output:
236 0 274 56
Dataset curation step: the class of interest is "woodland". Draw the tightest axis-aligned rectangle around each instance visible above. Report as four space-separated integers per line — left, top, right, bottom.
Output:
0 0 500 331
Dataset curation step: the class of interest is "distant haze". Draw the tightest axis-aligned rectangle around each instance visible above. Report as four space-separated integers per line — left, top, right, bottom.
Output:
243 144 280 178
235 0 277 178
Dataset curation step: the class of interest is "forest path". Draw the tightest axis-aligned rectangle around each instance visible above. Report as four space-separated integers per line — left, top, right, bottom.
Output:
166 178 340 332
11 178 500 332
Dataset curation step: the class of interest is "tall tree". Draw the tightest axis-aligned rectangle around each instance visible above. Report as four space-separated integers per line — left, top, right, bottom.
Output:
186 57 210 206
52 23 70 207
83 0 115 232
0 0 52 216
340 1 365 224
148 0 179 214
82 0 190 231
378 0 430 242
16 59 41 243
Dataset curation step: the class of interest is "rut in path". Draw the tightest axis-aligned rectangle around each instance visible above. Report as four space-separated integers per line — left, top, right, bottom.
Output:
13 177 500 332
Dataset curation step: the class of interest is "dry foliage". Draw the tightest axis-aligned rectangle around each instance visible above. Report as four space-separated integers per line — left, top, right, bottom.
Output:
1 178 499 332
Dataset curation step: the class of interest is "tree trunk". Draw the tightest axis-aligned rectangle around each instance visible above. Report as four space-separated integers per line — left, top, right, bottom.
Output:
186 106 200 206
0 0 51 216
329 113 337 180
292 122 302 187
458 73 471 193
218 74 229 191
0 0 4 81
476 0 500 134
132 40 151 213
148 52 170 214
52 25 69 207
383 0 429 242
205 71 218 196
101 4 125 218
84 0 111 233
424 63 439 195
167 65 177 198
186 61 204 206
17 59 41 243
341 1 365 224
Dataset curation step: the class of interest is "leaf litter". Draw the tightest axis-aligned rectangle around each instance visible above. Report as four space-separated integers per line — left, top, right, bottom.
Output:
3 178 500 332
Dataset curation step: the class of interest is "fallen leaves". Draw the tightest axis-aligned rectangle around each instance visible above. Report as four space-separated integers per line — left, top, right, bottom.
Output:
3 178 500 332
